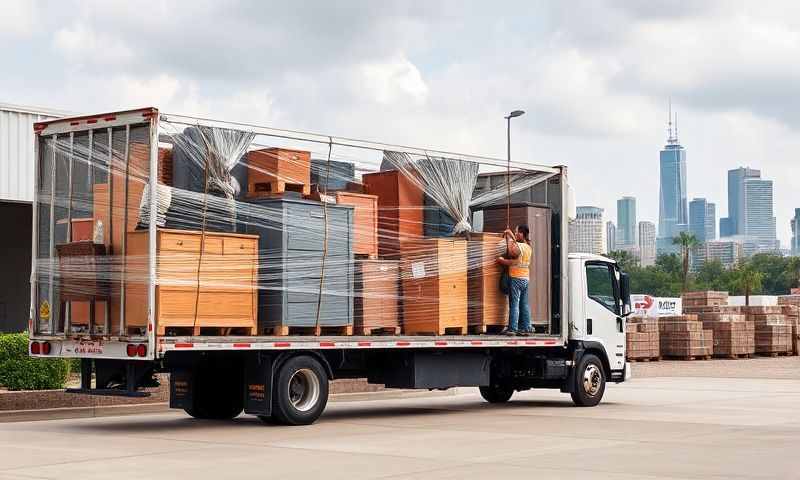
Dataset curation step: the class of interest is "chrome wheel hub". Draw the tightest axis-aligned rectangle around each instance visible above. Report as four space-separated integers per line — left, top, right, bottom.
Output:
288 368 320 412
582 364 602 397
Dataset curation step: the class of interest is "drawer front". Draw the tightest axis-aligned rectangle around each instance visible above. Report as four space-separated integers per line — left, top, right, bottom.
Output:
223 236 257 256
160 232 223 254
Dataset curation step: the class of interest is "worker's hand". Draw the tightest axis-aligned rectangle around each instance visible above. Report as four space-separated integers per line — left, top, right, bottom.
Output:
496 257 505 265
503 228 515 239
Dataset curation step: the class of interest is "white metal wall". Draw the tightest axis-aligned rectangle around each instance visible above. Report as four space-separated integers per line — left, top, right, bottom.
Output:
0 105 62 203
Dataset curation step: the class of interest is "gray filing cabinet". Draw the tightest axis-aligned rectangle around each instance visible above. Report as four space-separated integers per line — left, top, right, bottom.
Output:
242 197 354 332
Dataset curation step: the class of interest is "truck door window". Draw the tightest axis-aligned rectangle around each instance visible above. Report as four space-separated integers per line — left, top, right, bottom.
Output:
586 263 618 314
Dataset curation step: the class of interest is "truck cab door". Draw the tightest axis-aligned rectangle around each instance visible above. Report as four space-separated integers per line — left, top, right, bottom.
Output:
584 262 626 370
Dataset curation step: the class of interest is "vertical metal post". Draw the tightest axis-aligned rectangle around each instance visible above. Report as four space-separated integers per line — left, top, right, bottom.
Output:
47 135 57 334
119 125 131 336
87 130 95 333
105 127 113 334
64 133 74 334
30 131 41 335
147 113 159 351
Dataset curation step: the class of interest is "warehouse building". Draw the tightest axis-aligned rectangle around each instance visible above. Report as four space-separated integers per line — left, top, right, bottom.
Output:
0 103 68 332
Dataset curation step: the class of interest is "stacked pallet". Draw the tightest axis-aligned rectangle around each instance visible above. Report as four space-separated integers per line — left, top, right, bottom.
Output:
745 306 793 356
683 292 754 358
625 317 660 361
658 315 713 360
777 296 800 356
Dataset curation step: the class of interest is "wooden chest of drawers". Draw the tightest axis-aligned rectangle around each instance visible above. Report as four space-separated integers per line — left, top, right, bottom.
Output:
400 238 467 335
125 229 258 335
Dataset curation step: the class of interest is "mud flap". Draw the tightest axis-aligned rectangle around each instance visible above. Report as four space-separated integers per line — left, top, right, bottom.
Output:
243 354 274 417
169 368 193 409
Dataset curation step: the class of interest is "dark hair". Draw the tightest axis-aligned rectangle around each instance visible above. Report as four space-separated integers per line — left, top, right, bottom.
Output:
516 224 530 242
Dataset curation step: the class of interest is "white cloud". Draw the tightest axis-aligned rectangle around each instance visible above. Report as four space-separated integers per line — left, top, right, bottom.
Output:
357 57 429 107
0 0 37 37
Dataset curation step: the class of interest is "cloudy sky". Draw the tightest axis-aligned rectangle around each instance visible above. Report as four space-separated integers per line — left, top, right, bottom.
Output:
4 0 799 245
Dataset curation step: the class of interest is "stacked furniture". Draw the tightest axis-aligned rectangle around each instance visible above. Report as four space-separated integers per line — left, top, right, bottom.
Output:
307 189 378 258
354 259 400 335
466 233 507 333
422 194 456 237
242 197 354 334
473 202 551 330
400 238 467 335
362 170 425 258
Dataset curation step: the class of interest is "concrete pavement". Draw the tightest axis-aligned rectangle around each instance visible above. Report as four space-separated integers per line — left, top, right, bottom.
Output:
0 371 798 479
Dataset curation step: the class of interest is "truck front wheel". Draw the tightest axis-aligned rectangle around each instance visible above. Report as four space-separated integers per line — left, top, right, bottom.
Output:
479 384 514 403
272 356 329 425
570 353 605 407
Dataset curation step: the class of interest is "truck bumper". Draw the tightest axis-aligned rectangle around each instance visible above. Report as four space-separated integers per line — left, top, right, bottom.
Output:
624 361 632 381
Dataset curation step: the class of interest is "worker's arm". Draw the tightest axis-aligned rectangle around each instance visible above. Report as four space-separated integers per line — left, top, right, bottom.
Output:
504 229 520 258
496 257 515 266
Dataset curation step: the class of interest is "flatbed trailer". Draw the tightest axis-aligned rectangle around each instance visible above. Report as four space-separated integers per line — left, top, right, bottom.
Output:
28 108 632 425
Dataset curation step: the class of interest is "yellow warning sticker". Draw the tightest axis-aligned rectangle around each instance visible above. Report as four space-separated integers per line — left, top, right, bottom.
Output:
39 300 50 321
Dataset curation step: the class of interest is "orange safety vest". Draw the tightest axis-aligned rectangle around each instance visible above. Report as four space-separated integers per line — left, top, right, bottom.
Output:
509 242 532 279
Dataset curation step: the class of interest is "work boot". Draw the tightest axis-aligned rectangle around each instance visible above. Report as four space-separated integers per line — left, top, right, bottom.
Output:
500 328 517 336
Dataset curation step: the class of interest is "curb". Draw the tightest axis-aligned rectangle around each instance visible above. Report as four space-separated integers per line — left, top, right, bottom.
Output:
0 388 466 423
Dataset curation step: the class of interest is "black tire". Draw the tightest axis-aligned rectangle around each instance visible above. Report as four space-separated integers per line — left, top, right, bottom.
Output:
272 356 329 426
184 358 244 420
570 353 605 407
479 384 514 403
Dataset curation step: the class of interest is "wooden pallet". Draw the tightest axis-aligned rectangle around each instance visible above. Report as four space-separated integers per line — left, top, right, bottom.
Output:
410 326 468 336
756 351 793 357
159 326 259 336
664 355 713 361
628 356 661 362
353 326 401 336
265 324 354 336
468 324 507 335
714 353 754 359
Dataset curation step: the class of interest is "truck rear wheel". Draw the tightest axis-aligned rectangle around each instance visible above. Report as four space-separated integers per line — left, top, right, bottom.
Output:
479 384 514 403
272 356 329 425
570 353 605 407
184 359 244 420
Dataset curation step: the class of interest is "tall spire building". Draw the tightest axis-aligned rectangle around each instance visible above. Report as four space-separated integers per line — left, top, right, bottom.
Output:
657 103 688 254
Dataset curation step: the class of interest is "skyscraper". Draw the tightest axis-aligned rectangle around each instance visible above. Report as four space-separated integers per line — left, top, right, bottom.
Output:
657 106 688 254
791 208 800 256
569 206 605 255
617 196 637 247
638 221 657 267
689 198 716 243
743 176 778 251
606 221 617 253
721 167 761 236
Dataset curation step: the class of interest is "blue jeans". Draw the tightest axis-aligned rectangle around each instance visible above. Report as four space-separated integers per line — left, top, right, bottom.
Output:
508 278 531 332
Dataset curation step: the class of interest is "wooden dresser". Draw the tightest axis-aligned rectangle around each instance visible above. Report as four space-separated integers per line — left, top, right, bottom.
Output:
400 238 467 335
125 229 259 335
362 170 425 258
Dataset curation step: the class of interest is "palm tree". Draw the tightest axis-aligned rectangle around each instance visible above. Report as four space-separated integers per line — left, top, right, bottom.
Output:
732 261 764 306
673 232 699 292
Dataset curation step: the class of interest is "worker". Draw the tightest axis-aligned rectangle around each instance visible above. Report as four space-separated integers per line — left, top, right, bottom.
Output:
496 225 532 336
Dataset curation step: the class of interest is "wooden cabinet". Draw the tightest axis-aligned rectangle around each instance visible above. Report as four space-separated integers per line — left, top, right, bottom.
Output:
362 170 424 258
246 148 311 196
354 260 400 334
400 239 467 335
476 203 551 329
241 198 354 334
467 233 508 333
125 229 258 335
309 190 379 258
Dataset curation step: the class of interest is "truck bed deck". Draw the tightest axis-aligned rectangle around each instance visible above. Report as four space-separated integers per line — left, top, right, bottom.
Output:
158 334 563 353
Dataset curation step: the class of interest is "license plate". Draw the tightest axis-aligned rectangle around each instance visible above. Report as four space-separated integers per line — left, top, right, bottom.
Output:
73 340 104 355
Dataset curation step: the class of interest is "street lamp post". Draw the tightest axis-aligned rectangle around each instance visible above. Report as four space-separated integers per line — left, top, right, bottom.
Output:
504 110 525 228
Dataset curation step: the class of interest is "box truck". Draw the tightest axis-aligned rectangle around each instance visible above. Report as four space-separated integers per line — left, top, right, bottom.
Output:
28 108 631 425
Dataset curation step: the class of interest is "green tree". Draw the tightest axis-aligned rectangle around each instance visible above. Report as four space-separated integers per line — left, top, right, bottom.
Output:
672 232 699 292
655 253 682 279
694 259 729 291
748 253 790 294
607 250 639 272
731 261 764 306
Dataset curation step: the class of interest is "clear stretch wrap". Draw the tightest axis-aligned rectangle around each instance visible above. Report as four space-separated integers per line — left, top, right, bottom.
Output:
31 110 563 340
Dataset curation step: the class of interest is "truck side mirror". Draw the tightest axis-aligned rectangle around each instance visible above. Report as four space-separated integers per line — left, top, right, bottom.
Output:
619 272 632 317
